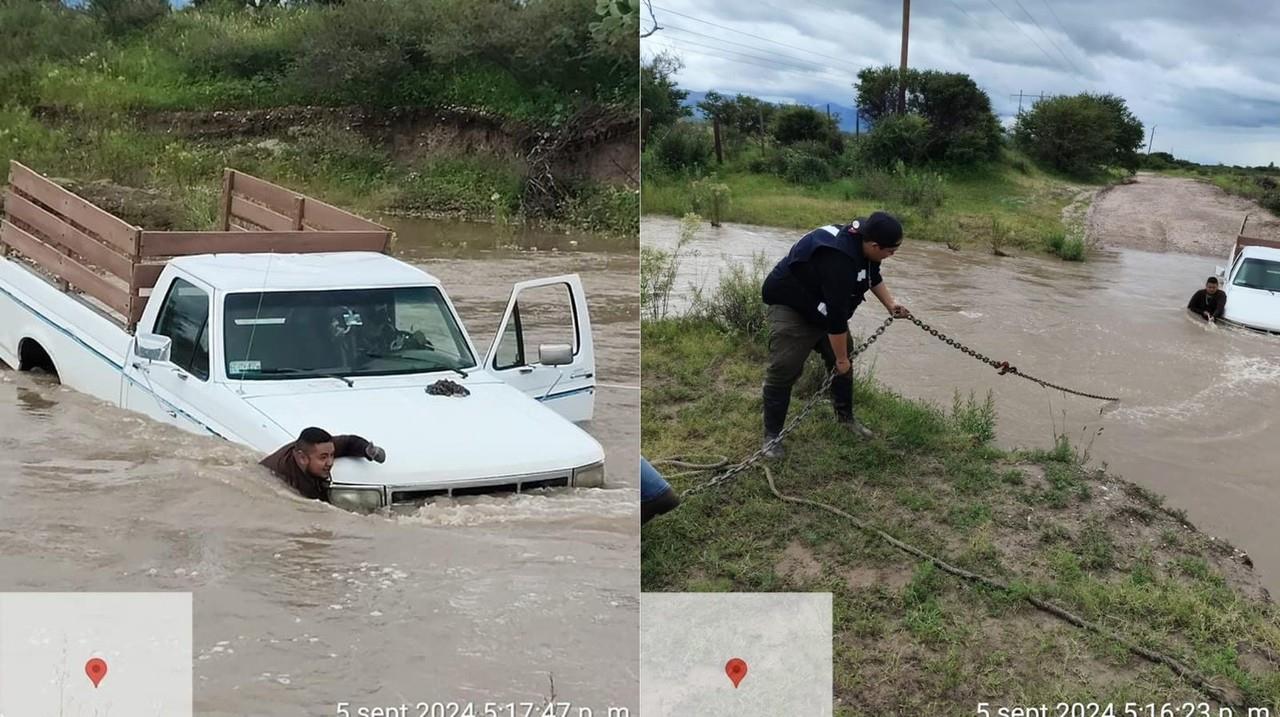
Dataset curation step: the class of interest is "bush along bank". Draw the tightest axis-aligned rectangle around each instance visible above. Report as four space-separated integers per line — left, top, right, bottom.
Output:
641 313 1280 714
640 61 1146 259
0 105 638 240
0 0 640 238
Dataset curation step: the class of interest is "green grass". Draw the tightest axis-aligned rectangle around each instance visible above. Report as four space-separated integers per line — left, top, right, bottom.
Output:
642 317 1280 713
642 154 1098 256
0 106 635 237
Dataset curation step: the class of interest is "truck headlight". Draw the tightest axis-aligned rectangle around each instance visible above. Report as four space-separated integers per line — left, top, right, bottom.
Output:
329 487 385 512
572 462 605 488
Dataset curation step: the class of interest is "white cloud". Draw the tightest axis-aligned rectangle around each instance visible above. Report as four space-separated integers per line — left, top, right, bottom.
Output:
643 0 1280 165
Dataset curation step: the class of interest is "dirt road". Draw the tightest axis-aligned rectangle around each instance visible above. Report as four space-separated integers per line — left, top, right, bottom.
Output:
1086 172 1280 256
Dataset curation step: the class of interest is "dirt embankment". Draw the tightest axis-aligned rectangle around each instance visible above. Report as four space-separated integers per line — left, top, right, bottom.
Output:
34 104 639 187
1086 173 1280 256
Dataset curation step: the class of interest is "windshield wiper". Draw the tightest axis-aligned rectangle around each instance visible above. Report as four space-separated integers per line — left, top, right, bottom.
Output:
237 367 355 387
364 352 469 378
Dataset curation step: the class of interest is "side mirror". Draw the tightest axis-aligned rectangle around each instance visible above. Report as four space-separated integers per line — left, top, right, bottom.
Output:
135 333 172 362
1214 265 1225 278
538 343 573 366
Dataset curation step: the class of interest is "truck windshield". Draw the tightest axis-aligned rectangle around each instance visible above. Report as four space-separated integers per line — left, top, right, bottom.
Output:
224 287 475 380
1233 258 1280 292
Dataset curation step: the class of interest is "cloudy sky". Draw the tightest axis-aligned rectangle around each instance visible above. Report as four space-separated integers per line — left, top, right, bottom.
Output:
640 0 1280 166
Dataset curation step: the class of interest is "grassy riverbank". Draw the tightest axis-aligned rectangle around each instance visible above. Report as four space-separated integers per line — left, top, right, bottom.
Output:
0 0 638 238
641 316 1280 714
642 149 1102 260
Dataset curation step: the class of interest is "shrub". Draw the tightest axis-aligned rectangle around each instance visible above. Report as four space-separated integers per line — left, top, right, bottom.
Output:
652 123 713 173
1014 93 1144 176
781 149 833 185
87 0 170 36
861 114 930 168
691 252 770 338
770 105 841 150
0 0 101 104
855 66 1002 165
641 213 698 321
561 182 639 237
1044 230 1086 261
690 178 730 225
857 161 945 215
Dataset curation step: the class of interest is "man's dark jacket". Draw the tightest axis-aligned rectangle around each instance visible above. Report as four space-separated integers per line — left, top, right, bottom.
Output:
1187 289 1226 319
260 435 372 500
762 223 882 335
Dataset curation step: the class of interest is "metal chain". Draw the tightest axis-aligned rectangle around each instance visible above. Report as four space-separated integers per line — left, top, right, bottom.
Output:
904 316 1121 403
681 317 895 496
677 312 1119 497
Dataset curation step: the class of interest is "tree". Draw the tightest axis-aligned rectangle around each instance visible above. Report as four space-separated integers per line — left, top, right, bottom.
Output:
770 105 840 150
854 66 1001 165
1014 93 1145 176
641 51 690 132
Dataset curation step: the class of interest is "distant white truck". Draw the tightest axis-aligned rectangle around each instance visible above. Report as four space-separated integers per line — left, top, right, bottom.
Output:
1216 214 1280 334
0 162 605 510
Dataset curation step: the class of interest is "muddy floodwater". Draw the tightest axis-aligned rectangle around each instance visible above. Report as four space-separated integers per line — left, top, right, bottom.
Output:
0 219 639 715
644 215 1280 593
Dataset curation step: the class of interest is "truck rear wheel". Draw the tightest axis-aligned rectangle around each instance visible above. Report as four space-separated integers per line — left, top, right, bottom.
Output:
17 339 59 381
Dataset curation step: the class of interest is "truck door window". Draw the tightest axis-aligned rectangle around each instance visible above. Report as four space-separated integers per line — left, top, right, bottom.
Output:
492 283 577 370
494 305 524 370
154 278 211 381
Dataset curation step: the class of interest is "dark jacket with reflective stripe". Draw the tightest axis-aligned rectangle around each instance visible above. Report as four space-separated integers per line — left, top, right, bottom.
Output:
762 224 883 334
260 435 371 501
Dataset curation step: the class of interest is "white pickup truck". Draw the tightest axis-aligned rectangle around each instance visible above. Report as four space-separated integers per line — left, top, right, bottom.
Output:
0 163 605 510
1216 215 1280 334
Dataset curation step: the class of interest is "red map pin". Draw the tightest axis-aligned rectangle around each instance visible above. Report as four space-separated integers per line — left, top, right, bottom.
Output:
85 658 108 688
725 657 748 688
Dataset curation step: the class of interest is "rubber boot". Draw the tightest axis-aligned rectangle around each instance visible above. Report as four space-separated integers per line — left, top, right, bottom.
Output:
762 384 792 459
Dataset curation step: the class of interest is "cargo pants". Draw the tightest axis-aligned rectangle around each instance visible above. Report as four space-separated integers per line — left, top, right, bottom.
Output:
762 304 853 437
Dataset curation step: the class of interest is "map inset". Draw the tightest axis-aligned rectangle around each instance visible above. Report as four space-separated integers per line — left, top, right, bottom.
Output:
641 592 832 716
0 592 192 717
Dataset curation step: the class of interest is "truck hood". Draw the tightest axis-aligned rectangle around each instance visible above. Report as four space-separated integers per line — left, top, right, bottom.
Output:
242 380 603 488
1224 286 1280 332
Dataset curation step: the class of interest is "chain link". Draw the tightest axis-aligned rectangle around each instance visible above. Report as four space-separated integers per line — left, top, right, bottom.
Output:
677 312 1119 497
904 316 1121 403
682 317 895 496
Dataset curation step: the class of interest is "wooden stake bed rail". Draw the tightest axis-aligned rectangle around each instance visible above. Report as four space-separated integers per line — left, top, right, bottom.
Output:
1 161 392 332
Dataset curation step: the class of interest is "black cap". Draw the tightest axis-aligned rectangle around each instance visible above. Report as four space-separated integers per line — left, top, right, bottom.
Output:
852 211 903 247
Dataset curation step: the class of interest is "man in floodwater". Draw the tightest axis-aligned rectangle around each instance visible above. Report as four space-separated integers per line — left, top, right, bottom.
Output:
260 427 386 501
1187 276 1226 322
759 212 911 458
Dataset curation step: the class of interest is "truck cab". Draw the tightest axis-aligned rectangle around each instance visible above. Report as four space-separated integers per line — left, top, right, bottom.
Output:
122 252 604 509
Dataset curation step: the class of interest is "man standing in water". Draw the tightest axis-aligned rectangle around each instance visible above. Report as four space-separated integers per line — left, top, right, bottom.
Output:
759 212 911 458
261 427 386 501
1187 276 1226 322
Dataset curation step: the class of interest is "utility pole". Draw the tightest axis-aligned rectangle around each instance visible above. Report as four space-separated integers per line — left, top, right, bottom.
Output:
1014 90 1023 114
713 116 724 164
897 0 910 114
1146 125 1156 155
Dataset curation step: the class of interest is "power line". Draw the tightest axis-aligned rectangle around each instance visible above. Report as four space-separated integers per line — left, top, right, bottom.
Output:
1009 0 1081 75
661 24 837 71
650 5 821 58
647 41 848 82
982 0 1071 75
1038 0 1083 71
652 35 850 77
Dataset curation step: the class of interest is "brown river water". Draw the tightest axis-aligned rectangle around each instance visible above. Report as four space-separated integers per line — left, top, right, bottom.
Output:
0 219 640 715
644 215 1280 593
